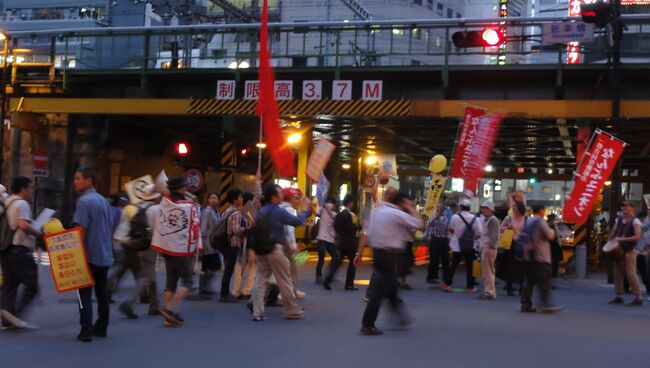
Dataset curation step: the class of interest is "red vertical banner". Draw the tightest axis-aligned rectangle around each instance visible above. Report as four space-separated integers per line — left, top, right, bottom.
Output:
255 0 295 177
450 106 487 178
562 131 626 225
462 112 504 196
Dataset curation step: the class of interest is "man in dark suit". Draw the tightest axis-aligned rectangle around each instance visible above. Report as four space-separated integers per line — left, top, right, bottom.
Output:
324 194 359 290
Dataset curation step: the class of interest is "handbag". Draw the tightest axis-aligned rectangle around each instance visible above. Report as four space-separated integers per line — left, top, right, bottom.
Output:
499 229 514 250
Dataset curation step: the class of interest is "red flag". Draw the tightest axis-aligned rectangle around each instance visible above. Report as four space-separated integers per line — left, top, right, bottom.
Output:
562 131 626 225
461 112 504 196
450 106 487 178
255 0 295 177
576 126 591 165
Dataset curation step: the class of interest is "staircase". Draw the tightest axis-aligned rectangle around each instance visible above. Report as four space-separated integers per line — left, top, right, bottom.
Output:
210 0 255 22
340 0 373 20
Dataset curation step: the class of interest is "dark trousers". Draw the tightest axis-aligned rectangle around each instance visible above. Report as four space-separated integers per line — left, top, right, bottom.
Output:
362 249 405 328
325 247 357 288
445 251 476 289
0 246 38 326
79 264 110 334
625 254 650 293
108 246 140 297
521 261 553 309
316 240 338 278
427 237 449 281
220 246 239 298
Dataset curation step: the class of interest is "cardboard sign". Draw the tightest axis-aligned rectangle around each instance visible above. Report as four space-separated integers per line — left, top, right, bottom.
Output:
44 228 95 293
125 175 155 205
306 138 336 182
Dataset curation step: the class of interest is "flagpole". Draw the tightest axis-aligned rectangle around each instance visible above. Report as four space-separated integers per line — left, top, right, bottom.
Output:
258 117 263 174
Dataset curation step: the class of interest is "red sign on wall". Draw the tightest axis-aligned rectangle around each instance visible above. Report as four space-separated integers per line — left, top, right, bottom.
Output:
562 130 626 225
33 148 49 169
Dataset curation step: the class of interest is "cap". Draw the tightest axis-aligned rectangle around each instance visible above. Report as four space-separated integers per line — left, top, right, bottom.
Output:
167 176 187 191
282 187 303 199
480 200 495 212
460 198 472 208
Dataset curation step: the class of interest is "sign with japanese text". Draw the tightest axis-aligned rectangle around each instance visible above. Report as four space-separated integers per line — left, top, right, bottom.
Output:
568 0 581 16
306 138 336 182
244 80 260 100
450 106 487 178
274 80 293 100
423 173 447 217
44 228 95 293
462 112 504 196
216 80 236 100
562 130 626 225
543 22 594 45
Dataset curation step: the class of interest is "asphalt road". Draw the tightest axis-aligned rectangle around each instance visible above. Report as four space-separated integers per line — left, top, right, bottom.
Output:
1 259 648 368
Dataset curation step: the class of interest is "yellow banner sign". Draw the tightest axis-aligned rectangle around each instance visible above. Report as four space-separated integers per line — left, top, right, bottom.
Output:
44 228 95 293
423 174 447 217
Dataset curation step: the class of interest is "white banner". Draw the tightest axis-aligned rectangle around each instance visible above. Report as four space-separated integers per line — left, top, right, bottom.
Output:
151 197 201 256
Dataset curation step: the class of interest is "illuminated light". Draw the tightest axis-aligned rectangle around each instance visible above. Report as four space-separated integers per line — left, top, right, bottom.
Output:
0 33 6 41
343 19 349 23
15 56 24 64
365 156 378 165
604 180 612 186
547 169 553 174
517 167 525 173
228 61 238 69
485 165 494 172
367 150 376 155
529 177 537 185
341 164 351 170
482 28 504 47
175 142 189 156
68 59 76 68
240 147 252 156
354 279 371 286
256 142 267 149
287 133 302 144
555 194 561 201
238 61 250 69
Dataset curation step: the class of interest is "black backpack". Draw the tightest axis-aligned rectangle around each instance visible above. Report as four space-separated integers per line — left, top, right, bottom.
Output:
210 208 236 253
0 198 22 254
125 203 153 251
458 214 477 253
250 206 278 255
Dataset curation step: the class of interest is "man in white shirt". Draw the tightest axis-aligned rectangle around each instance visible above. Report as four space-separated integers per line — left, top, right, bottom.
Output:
359 191 423 336
443 198 483 293
1 177 42 330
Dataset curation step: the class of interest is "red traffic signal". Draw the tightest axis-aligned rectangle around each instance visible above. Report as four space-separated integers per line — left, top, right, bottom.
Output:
581 1 612 28
175 142 189 156
452 28 505 48
240 147 252 157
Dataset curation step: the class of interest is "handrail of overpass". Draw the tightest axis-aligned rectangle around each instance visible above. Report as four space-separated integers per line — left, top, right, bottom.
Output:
5 15 650 73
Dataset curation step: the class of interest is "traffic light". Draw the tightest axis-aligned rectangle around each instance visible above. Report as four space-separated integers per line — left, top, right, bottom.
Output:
581 0 612 28
452 28 505 48
175 142 190 157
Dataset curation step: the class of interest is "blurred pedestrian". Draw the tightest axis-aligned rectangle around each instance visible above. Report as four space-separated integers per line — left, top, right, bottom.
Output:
280 187 307 298
355 191 423 335
199 192 221 296
479 201 499 300
546 214 563 281
315 197 338 284
73 167 114 342
499 198 528 296
443 198 482 293
608 200 643 306
220 189 250 303
633 206 650 301
232 191 259 300
324 194 359 291
425 204 449 284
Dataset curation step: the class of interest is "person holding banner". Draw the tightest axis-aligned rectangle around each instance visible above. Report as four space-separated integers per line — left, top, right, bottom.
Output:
608 200 643 306
1 177 42 331
73 167 115 342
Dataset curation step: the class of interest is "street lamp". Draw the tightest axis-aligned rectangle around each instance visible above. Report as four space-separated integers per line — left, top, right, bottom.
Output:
287 133 302 145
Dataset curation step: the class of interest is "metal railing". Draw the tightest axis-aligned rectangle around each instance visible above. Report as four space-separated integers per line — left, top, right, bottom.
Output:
5 15 650 74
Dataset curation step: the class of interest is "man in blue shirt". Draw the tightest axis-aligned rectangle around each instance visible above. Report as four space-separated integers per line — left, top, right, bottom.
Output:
251 185 311 321
73 167 114 342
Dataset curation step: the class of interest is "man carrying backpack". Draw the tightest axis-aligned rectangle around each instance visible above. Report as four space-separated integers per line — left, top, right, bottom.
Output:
1 177 41 330
519 204 560 314
443 198 483 293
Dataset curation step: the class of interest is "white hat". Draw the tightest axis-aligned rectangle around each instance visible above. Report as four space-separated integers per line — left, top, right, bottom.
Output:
480 200 495 212
460 198 472 208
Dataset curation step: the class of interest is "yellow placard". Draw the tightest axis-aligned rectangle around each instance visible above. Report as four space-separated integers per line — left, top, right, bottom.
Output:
423 174 447 217
44 227 95 293
499 229 514 250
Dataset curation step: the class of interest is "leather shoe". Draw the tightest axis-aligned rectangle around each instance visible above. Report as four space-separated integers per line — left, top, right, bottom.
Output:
360 326 383 335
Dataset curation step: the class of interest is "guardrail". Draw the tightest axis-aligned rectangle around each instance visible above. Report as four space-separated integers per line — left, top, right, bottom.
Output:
4 15 650 73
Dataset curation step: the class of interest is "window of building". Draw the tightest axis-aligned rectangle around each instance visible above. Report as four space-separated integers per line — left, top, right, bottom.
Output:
447 8 453 18
457 12 462 18
436 3 444 16
413 0 422 5
427 0 434 10
412 28 422 40
435 34 442 48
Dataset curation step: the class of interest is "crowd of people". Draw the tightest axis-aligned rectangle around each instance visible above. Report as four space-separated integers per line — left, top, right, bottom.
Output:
1 169 649 340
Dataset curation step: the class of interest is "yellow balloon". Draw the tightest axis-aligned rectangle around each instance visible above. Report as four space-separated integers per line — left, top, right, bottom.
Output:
429 155 447 173
43 218 64 234
123 204 139 220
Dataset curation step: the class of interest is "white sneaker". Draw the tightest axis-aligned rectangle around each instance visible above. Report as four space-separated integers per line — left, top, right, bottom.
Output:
295 290 306 299
0 309 38 330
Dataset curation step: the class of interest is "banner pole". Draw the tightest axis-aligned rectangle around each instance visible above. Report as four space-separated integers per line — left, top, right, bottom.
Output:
77 290 83 310
258 117 263 175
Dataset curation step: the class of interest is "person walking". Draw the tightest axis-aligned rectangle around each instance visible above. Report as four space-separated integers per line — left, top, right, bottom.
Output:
251 185 311 321
546 214 564 280
425 204 449 284
609 200 643 306
220 189 251 303
280 187 307 298
315 198 338 284
443 198 482 293
500 198 528 296
116 186 161 319
354 191 423 335
633 206 650 301
479 201 500 300
324 194 359 291
155 176 200 326
520 205 561 314
232 188 261 300
73 167 115 342
199 192 221 296
1 177 41 330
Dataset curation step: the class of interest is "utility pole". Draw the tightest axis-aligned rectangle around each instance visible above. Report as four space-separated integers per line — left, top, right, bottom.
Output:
608 0 623 227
